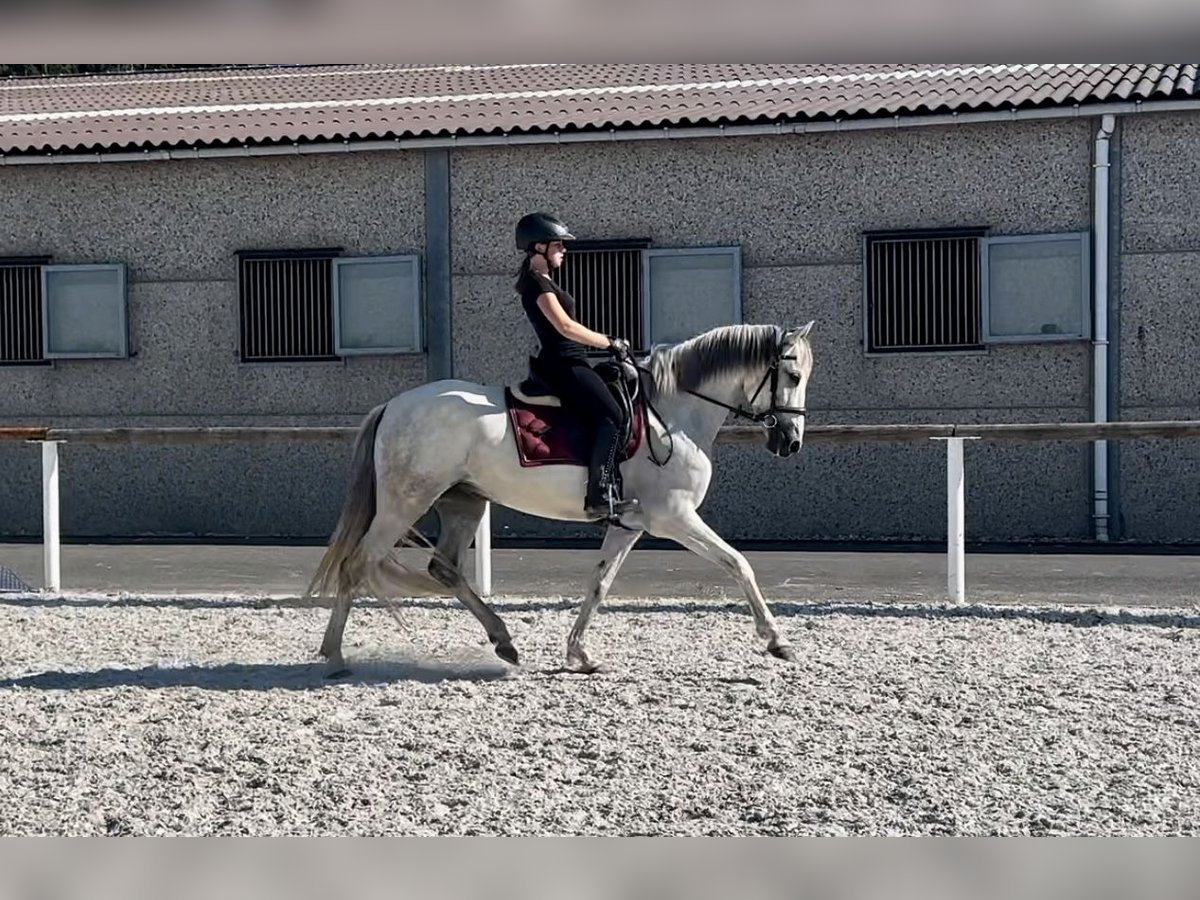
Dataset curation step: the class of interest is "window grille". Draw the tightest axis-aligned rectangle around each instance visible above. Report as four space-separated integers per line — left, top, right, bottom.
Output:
238 250 338 361
557 241 647 351
1 258 50 365
864 230 983 352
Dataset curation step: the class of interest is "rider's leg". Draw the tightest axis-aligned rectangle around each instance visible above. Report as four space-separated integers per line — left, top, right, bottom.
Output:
584 417 624 515
541 358 632 516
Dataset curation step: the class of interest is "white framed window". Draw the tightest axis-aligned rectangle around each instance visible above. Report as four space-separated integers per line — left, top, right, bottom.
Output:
981 231 1091 342
332 255 423 355
643 247 742 347
41 264 128 359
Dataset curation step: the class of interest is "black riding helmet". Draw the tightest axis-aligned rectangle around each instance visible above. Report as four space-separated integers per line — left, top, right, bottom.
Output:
515 212 575 251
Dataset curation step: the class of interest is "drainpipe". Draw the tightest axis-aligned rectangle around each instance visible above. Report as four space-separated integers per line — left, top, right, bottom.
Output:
1092 113 1116 541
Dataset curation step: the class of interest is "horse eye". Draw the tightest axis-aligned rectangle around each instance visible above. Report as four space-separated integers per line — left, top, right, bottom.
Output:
786 372 801 385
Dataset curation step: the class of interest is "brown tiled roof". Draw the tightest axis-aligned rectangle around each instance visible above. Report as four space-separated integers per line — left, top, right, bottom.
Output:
1 63 1197 156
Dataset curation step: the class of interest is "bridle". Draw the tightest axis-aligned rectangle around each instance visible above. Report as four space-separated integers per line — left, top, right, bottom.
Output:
634 333 807 467
681 345 807 429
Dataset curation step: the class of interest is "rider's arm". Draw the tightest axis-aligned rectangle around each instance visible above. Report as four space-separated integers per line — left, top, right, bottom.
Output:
536 292 616 350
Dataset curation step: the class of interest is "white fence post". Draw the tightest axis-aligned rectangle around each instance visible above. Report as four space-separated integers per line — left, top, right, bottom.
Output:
41 441 62 593
946 437 966 605
474 501 492 597
935 435 979 605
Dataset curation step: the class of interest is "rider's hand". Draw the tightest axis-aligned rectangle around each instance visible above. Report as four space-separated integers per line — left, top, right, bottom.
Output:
607 336 632 358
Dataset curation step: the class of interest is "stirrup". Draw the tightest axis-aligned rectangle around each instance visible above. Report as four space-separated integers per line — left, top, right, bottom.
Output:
585 484 639 522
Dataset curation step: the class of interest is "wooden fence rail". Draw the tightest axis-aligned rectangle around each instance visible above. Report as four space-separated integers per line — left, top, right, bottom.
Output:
5 420 1200 446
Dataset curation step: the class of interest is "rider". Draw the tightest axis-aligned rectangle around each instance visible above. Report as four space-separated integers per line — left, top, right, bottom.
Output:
514 211 637 520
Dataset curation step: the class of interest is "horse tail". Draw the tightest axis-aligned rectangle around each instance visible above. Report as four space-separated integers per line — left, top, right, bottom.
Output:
306 401 388 600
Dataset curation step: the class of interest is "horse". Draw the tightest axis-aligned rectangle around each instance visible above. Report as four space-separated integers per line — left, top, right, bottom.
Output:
307 320 815 674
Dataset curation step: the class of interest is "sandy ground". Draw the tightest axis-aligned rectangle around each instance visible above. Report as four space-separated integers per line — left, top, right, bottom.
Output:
2 592 1198 835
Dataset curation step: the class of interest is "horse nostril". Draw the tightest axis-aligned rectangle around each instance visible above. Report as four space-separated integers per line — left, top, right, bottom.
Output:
789 440 801 454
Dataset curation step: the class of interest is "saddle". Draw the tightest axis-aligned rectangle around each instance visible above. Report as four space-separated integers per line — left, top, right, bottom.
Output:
505 355 645 468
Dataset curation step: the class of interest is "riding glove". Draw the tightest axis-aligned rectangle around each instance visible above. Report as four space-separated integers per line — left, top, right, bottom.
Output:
607 336 632 359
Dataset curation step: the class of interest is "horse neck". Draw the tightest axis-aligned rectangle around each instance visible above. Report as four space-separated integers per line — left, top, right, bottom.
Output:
654 371 748 449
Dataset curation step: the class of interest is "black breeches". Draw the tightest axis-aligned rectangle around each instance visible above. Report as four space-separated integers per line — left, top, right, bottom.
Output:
539 356 628 499
539 357 623 431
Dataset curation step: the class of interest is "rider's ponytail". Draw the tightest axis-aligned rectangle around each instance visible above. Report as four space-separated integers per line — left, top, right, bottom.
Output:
513 252 532 291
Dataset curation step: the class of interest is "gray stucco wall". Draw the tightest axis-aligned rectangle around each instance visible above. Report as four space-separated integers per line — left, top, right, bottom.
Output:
1117 112 1200 541
1 153 426 538
450 119 1096 543
3 111 1194 546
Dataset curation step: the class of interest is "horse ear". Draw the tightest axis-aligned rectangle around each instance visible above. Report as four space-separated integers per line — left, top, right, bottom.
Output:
790 320 814 339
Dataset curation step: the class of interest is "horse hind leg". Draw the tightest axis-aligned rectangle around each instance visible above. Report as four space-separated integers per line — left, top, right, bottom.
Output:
428 486 518 665
319 498 434 676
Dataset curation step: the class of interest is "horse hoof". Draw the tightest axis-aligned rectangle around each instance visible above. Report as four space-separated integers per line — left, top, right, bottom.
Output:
566 650 602 674
324 661 351 679
494 642 519 666
768 644 797 663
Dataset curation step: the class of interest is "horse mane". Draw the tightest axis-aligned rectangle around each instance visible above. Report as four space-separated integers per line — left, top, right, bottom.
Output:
647 323 783 395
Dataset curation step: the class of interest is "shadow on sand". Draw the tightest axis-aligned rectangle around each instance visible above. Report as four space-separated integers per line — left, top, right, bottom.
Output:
0 646 513 692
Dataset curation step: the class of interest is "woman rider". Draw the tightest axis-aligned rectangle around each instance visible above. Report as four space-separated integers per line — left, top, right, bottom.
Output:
513 211 636 520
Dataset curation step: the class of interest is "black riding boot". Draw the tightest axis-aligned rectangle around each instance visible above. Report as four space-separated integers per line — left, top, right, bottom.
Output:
584 419 637 520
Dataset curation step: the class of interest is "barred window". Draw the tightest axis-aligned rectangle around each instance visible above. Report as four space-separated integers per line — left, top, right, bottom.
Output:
558 239 741 351
864 228 1090 353
2 256 128 364
238 250 338 361
238 249 423 362
557 240 647 351
864 229 984 353
1 258 47 365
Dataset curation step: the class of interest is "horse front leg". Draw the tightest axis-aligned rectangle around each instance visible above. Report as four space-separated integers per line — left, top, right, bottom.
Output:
648 509 795 662
566 524 642 673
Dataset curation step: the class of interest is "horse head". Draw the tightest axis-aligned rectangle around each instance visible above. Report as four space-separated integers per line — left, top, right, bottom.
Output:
759 321 814 458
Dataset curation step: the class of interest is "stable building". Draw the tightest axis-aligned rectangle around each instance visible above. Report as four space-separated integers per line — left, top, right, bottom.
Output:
1 63 1198 545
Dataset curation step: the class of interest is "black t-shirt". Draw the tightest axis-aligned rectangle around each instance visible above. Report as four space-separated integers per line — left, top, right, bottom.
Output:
516 266 588 361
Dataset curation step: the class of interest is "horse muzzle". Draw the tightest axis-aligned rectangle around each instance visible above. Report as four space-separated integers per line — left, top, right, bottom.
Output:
766 424 803 458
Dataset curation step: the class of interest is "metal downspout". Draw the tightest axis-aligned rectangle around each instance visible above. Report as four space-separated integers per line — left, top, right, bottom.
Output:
1092 113 1116 541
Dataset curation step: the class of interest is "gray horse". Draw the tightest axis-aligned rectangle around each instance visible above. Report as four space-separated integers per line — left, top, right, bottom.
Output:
308 321 815 674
